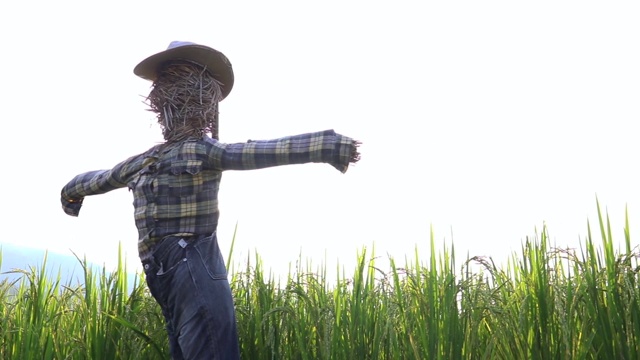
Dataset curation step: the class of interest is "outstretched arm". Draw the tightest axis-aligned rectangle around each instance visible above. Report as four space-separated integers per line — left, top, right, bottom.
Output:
208 130 361 173
61 153 148 216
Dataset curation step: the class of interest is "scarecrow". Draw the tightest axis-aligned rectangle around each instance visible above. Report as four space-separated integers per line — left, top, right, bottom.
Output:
60 41 361 359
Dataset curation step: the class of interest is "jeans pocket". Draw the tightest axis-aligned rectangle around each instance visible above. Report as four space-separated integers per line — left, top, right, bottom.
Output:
153 240 188 277
142 260 165 304
142 261 156 290
157 258 187 276
193 237 228 280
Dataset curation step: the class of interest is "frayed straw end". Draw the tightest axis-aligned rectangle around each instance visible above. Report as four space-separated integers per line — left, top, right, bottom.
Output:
350 140 362 163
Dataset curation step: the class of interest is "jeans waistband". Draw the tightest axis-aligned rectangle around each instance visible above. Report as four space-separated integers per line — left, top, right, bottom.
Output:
142 232 215 266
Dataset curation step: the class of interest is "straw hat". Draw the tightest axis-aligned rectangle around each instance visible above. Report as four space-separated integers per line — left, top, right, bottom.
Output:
134 41 235 100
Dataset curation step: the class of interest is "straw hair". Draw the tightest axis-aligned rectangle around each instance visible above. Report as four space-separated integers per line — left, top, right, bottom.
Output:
145 60 223 142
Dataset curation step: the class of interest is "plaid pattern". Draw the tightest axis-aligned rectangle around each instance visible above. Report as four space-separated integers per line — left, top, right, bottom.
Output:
61 130 357 260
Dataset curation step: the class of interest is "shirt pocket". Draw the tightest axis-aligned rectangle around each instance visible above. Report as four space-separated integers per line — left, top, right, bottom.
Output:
168 160 205 197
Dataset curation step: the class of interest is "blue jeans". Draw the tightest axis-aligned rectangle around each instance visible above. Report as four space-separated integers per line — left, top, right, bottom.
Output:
142 233 240 359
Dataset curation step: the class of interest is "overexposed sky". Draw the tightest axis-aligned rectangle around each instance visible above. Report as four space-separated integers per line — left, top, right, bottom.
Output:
2 1 639 278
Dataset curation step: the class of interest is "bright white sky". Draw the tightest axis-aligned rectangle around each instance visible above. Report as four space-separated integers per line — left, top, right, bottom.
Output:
2 1 639 279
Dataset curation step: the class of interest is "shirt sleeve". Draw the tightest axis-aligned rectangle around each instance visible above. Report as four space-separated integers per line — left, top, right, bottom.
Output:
60 153 146 217
208 129 360 173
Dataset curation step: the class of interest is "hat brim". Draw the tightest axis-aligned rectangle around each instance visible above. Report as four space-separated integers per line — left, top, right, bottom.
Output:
134 44 234 100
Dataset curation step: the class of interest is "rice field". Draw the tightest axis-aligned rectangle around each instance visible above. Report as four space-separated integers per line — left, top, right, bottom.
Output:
2 203 639 359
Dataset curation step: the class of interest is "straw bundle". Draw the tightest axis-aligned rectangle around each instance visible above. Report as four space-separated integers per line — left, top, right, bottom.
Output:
146 60 223 142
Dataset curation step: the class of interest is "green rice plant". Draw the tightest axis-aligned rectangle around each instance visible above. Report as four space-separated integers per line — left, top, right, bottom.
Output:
467 200 640 360
232 251 282 358
386 226 468 359
0 252 65 358
576 202 640 359
230 201 640 359
68 243 167 359
2 201 640 359
0 244 168 360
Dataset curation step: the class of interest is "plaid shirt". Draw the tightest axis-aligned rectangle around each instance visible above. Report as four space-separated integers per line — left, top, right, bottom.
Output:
61 130 358 260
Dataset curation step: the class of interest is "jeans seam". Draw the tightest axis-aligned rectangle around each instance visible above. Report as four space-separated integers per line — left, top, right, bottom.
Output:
186 246 221 359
